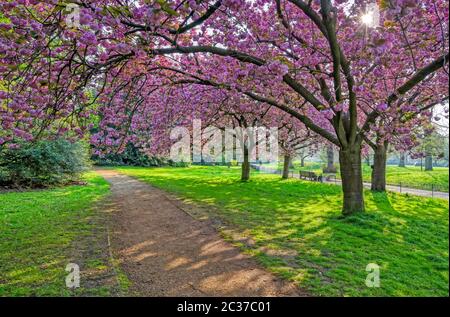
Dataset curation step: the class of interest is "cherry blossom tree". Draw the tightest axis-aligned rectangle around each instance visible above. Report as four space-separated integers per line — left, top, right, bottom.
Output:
1 0 448 214
277 119 320 179
144 0 449 212
367 97 449 191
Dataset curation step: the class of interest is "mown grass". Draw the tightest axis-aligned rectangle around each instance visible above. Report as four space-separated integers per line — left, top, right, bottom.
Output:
362 165 449 192
116 166 449 297
0 173 119 296
267 162 449 192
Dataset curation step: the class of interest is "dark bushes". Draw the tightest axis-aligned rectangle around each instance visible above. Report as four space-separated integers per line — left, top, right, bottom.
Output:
0 139 90 188
92 143 190 167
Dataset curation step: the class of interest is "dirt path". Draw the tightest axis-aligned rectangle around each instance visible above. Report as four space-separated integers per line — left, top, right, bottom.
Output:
96 169 305 297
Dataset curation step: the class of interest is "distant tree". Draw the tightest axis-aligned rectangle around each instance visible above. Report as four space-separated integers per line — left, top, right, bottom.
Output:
412 131 447 171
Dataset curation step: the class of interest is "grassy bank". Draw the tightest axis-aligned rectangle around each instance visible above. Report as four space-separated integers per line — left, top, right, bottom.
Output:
0 173 121 296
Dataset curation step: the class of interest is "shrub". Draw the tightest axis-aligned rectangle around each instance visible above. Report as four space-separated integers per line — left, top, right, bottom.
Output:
168 160 191 167
92 143 188 167
0 139 90 188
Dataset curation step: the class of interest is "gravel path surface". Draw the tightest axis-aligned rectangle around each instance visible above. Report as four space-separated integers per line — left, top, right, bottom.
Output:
96 169 305 297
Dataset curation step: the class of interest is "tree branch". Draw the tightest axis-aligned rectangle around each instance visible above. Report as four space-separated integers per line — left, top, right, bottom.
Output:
361 52 449 133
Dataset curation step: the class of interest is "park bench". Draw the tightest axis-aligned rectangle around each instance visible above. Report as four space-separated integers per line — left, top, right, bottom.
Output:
299 170 320 181
323 173 337 182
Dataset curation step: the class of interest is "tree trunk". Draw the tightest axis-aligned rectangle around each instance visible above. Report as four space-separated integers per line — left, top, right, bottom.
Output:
324 145 337 173
300 157 305 167
371 144 387 192
241 146 250 181
288 156 294 169
339 144 365 215
282 154 290 179
425 153 433 171
399 153 406 167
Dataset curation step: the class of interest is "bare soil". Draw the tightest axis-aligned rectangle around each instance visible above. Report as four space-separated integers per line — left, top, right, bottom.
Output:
96 169 306 297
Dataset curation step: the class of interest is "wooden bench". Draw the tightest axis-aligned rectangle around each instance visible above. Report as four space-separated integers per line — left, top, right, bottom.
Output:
323 173 337 182
299 170 320 181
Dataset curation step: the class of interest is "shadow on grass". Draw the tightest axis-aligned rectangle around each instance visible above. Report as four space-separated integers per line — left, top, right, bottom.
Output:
115 166 449 296
0 173 120 296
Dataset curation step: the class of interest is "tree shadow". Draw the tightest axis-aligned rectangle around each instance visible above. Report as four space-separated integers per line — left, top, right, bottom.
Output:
111 167 449 296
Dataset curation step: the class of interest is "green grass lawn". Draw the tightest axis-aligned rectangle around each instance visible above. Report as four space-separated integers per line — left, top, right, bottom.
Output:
266 162 449 192
360 165 449 192
0 173 122 296
116 166 449 296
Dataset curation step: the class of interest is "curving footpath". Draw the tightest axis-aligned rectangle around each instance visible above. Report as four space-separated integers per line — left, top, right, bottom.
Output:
96 169 306 297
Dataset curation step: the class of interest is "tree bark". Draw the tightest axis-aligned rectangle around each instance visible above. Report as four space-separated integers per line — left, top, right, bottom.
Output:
241 146 250 181
282 154 290 179
371 144 387 192
339 144 365 214
300 157 305 167
324 145 337 173
425 153 433 171
288 156 294 169
399 153 406 167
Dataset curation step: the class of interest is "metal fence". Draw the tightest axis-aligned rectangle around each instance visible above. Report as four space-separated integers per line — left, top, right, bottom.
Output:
393 182 448 197
251 164 449 199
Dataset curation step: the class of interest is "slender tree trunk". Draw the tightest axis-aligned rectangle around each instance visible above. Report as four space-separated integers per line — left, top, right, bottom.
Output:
282 154 290 179
371 144 387 192
324 145 337 173
300 157 305 167
241 146 250 181
288 156 294 169
399 153 406 167
339 143 365 214
425 153 433 171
